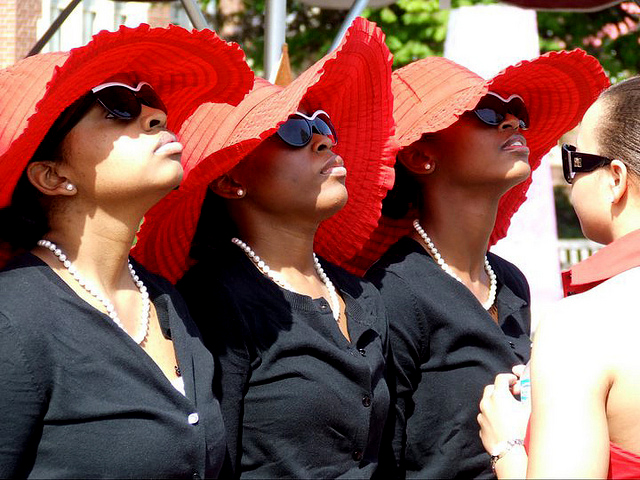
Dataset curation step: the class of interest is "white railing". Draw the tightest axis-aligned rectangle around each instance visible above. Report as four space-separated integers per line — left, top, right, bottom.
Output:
557 239 604 270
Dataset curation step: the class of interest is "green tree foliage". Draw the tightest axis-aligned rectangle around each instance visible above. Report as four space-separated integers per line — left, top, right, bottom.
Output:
553 186 585 239
537 3 640 81
203 0 639 79
204 0 347 75
364 0 494 66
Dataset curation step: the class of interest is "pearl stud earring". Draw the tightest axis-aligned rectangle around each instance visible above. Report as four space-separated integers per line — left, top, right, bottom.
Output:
65 183 75 191
424 163 432 171
236 189 245 197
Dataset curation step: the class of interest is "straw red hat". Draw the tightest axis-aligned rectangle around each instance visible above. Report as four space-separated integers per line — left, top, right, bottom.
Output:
0 23 253 211
346 50 610 275
133 17 396 283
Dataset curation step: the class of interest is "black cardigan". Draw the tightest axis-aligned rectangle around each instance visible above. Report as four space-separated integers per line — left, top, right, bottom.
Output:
366 237 531 479
178 243 395 479
0 254 226 479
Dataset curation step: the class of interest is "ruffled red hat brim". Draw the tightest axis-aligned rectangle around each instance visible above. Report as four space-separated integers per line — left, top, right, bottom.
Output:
0 24 253 211
346 49 610 275
133 17 397 283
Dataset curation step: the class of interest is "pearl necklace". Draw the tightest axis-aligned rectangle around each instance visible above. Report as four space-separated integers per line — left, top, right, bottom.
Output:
37 240 150 344
412 219 497 310
231 237 341 322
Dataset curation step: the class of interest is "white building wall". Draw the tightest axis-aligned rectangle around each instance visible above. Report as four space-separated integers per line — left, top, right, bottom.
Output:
36 0 185 53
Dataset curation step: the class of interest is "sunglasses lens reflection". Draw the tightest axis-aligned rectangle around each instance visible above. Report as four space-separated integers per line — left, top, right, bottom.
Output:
276 113 338 148
96 86 140 119
474 107 504 126
278 118 312 146
314 116 337 145
137 84 167 113
474 96 529 130
562 144 576 184
514 102 529 129
94 84 166 120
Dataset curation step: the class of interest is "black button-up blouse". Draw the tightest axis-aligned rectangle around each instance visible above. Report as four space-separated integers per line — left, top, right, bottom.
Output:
366 237 531 479
178 244 394 479
0 254 226 479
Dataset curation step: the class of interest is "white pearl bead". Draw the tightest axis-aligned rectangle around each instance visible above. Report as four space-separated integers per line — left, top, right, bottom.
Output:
232 239 341 322
413 219 497 311
37 240 150 344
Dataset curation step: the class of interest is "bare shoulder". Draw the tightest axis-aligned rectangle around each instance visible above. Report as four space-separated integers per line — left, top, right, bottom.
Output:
547 267 640 330
534 267 640 372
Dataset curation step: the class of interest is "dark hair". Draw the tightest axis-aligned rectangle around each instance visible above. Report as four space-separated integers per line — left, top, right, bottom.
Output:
189 189 240 260
0 93 95 253
595 76 640 178
381 158 421 219
381 133 441 219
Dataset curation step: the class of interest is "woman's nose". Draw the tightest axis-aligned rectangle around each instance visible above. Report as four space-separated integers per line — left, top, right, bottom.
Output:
310 132 335 152
500 113 522 131
140 104 167 131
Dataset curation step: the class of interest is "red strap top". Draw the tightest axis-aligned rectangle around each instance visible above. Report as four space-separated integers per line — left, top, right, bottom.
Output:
609 442 640 479
525 423 640 479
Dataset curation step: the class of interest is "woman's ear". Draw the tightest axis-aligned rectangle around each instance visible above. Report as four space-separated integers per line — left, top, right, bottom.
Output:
398 142 436 176
209 173 246 199
26 161 76 197
609 159 628 205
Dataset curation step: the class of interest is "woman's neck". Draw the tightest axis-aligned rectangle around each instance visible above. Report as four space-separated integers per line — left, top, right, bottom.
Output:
35 208 141 293
610 195 640 243
416 186 500 280
235 219 318 276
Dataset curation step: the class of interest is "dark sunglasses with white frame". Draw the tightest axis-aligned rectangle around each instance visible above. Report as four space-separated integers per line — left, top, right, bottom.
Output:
276 110 338 148
91 81 167 120
472 92 530 131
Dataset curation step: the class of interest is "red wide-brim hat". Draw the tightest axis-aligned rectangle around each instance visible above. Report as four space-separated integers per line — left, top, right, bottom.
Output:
0 23 254 210
133 17 397 284
345 50 610 275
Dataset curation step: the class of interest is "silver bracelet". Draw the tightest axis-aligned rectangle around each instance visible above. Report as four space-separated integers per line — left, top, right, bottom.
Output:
490 438 525 473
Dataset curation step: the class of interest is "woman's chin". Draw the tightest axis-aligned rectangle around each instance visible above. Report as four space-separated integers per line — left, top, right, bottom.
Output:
144 174 184 209
504 161 532 187
160 169 184 192
317 190 348 219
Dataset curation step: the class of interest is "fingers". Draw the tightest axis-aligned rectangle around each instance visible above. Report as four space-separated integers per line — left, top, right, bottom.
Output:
494 373 518 391
512 364 526 378
477 412 487 434
483 383 495 397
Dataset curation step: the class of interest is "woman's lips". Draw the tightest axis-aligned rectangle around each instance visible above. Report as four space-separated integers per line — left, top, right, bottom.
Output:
321 156 347 176
502 134 529 152
322 165 347 176
155 141 184 156
155 132 183 156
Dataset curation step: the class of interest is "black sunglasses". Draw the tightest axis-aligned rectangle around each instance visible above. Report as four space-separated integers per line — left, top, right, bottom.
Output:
561 143 614 184
276 110 338 147
473 92 529 130
91 81 167 120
